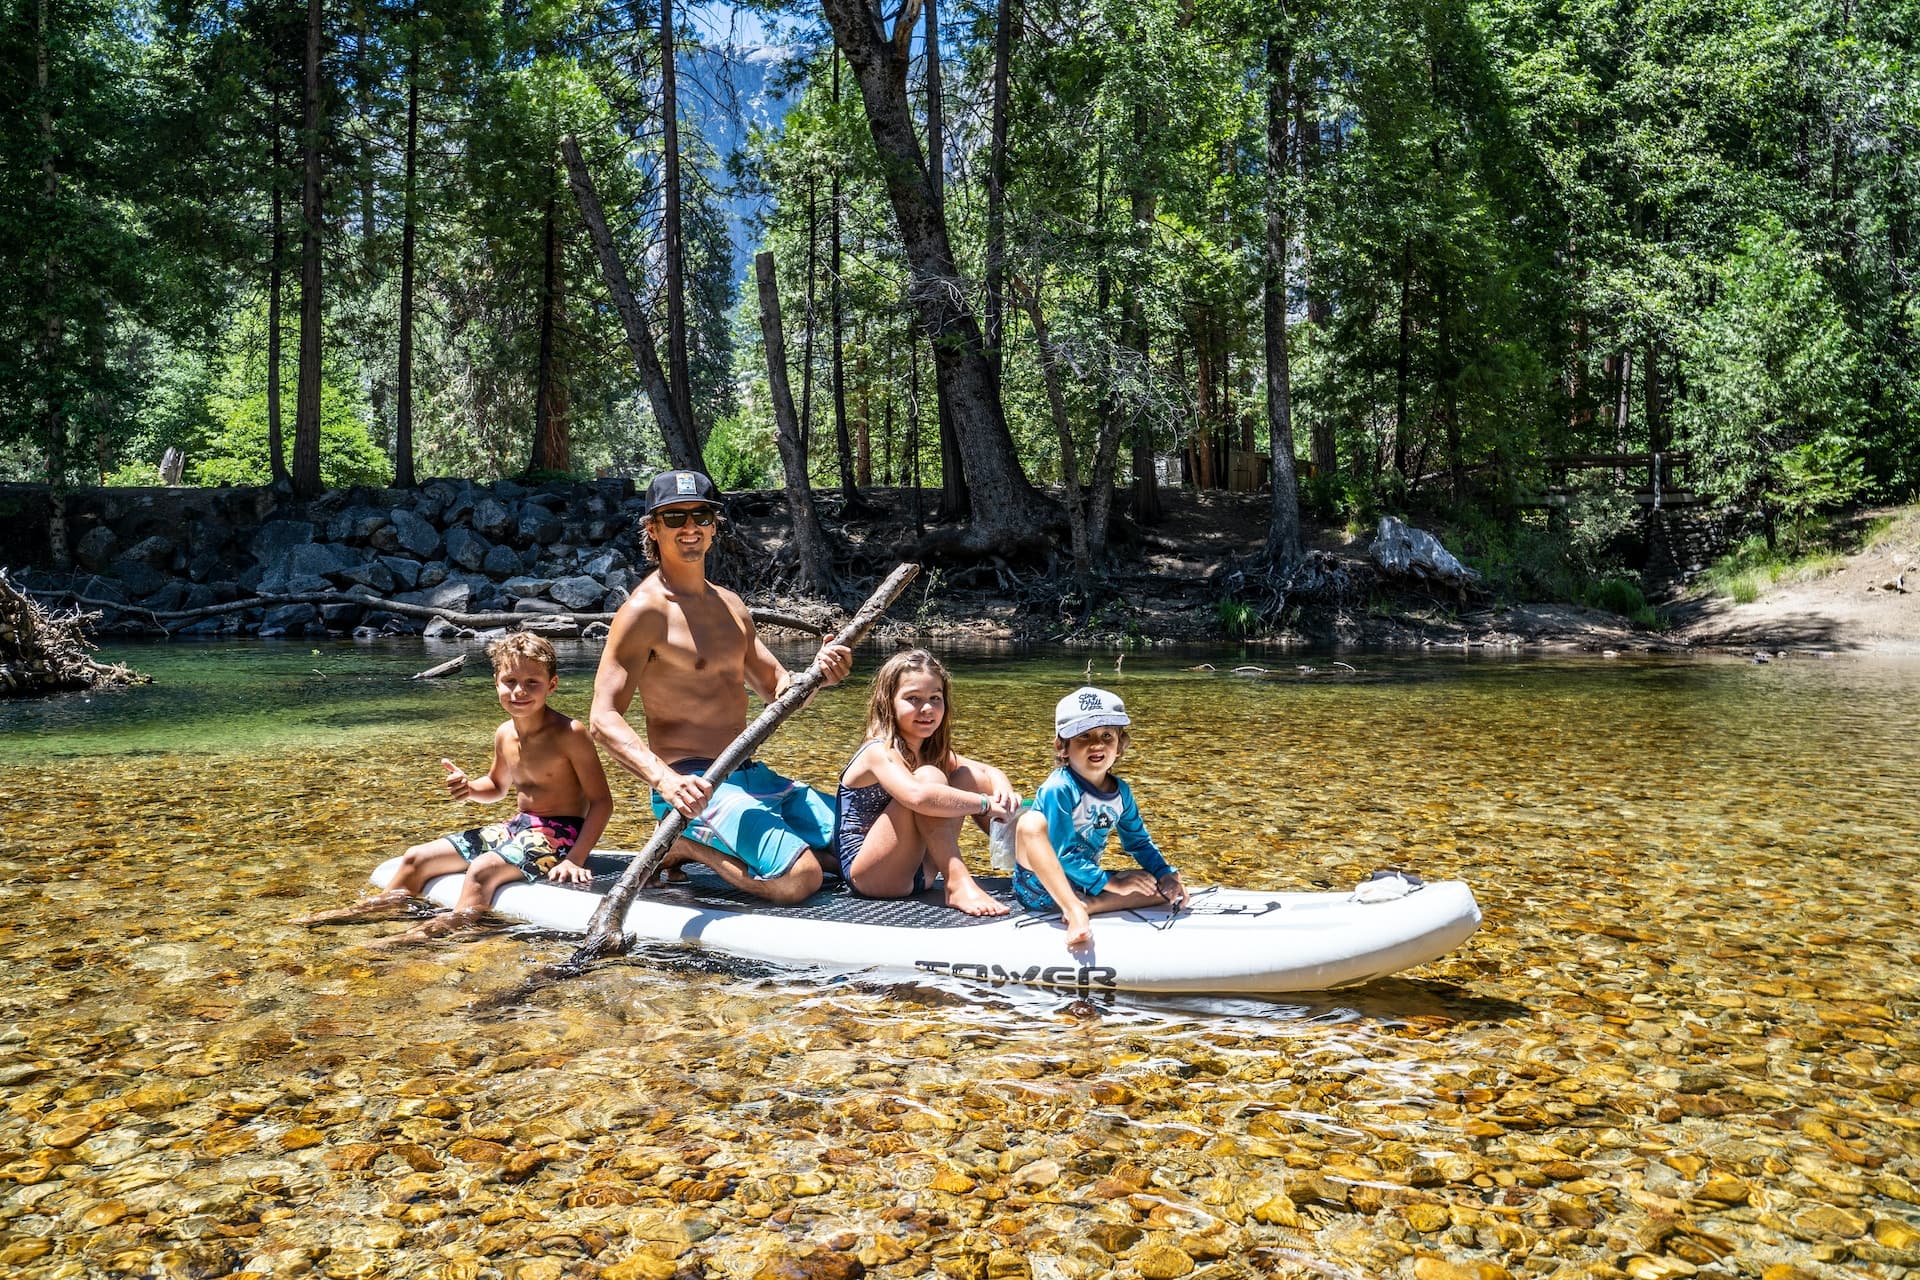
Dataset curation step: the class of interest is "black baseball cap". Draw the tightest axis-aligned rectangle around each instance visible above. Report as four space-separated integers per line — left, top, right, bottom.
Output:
644 470 722 514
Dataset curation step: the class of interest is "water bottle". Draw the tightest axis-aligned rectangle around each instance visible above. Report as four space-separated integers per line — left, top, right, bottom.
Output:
988 801 1022 873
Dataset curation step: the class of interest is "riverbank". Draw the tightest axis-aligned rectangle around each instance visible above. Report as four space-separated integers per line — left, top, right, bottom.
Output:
4 481 1915 656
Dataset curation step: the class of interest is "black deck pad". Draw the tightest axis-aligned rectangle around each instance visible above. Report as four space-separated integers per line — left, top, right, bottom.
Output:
574 853 1035 929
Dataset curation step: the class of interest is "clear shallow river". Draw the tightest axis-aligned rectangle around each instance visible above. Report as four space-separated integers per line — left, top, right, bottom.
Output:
2 641 1917 1280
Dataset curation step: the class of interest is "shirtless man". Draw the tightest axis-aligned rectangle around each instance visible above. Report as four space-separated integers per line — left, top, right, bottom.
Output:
589 470 852 904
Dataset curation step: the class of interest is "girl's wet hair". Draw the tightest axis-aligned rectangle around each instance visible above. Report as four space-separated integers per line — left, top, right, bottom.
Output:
487 631 557 678
865 648 953 769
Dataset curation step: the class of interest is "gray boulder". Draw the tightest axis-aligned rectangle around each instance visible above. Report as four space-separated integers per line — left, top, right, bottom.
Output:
517 508 563 546
378 556 421 590
327 505 390 544
422 615 469 640
518 615 581 639
285 542 364 582
472 498 514 540
415 562 448 589
482 544 522 577
260 603 318 636
548 574 605 610
339 560 397 594
124 534 179 568
442 484 478 527
414 481 456 523
444 526 492 572
387 508 442 559
582 549 628 579
141 581 188 612
252 519 316 566
107 557 168 599
75 526 119 571
502 576 554 599
493 478 528 501
603 568 634 599
409 580 472 614
512 597 566 614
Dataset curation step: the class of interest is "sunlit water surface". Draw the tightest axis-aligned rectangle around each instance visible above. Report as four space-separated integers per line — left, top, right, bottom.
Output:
3 641 1917 1280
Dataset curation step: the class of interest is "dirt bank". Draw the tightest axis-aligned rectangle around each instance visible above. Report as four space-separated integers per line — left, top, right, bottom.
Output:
1661 508 1920 655
820 491 1920 656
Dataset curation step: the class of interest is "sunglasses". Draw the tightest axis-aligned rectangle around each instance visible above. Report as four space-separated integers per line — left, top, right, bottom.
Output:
654 509 717 529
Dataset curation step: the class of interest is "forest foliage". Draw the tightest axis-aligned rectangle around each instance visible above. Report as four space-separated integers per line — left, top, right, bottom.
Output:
3 0 1915 580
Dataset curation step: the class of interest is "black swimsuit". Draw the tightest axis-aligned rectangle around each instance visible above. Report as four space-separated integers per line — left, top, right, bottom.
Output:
835 741 926 895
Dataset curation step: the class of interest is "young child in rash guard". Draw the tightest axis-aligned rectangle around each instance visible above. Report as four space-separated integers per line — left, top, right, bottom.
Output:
1011 686 1189 949
296 632 612 941
834 649 1020 916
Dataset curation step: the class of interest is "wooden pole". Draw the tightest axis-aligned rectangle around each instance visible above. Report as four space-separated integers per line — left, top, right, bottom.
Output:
576 563 920 958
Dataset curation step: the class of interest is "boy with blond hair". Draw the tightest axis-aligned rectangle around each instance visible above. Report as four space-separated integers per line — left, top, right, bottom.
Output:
298 632 612 940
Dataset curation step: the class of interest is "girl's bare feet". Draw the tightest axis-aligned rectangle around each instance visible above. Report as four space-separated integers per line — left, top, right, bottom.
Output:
945 877 1011 917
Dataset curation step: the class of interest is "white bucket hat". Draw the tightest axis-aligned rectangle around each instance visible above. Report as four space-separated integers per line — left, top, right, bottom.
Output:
1055 686 1130 740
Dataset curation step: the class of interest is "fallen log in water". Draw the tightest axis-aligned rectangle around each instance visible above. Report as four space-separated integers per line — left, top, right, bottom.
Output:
21 586 827 638
0 571 148 696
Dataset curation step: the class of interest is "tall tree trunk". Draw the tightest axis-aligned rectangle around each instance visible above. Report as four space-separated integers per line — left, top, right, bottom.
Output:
1124 184 1160 524
660 0 695 440
829 56 862 507
560 135 705 473
1296 74 1334 481
854 312 873 485
394 22 418 488
268 85 288 484
531 197 570 474
1019 281 1093 586
821 0 1050 550
1393 240 1412 481
35 0 65 508
293 0 325 499
754 253 837 596
1440 275 1461 500
800 176 817 457
984 0 1012 376
1263 32 1301 563
922 0 970 521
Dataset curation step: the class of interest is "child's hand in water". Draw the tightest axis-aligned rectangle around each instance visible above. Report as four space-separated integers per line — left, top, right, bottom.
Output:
441 759 471 801
548 859 591 886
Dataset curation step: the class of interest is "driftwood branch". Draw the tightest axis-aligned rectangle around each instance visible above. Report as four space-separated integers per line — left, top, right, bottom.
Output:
575 562 922 961
20 586 826 637
412 654 467 680
1 571 147 695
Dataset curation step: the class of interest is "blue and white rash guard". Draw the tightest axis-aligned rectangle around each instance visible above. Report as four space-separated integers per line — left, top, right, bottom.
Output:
1029 765 1174 896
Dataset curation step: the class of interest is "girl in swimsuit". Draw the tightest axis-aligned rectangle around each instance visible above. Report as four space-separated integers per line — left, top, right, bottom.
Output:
835 649 1020 916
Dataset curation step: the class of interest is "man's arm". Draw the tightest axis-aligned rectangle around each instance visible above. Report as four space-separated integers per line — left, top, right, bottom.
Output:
737 595 852 702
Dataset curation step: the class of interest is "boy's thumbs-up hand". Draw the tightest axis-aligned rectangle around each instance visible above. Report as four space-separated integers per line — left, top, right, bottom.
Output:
442 758 471 801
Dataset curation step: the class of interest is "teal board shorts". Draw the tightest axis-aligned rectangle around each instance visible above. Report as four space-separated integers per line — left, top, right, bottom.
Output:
650 758 836 880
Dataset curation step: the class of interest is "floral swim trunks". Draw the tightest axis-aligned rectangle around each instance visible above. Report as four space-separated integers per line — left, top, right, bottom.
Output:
444 812 584 883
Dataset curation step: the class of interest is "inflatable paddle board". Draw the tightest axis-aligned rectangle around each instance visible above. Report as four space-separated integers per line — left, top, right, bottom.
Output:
368 854 1480 995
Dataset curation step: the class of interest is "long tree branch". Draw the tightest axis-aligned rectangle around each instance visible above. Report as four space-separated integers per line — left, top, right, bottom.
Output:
21 587 826 637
